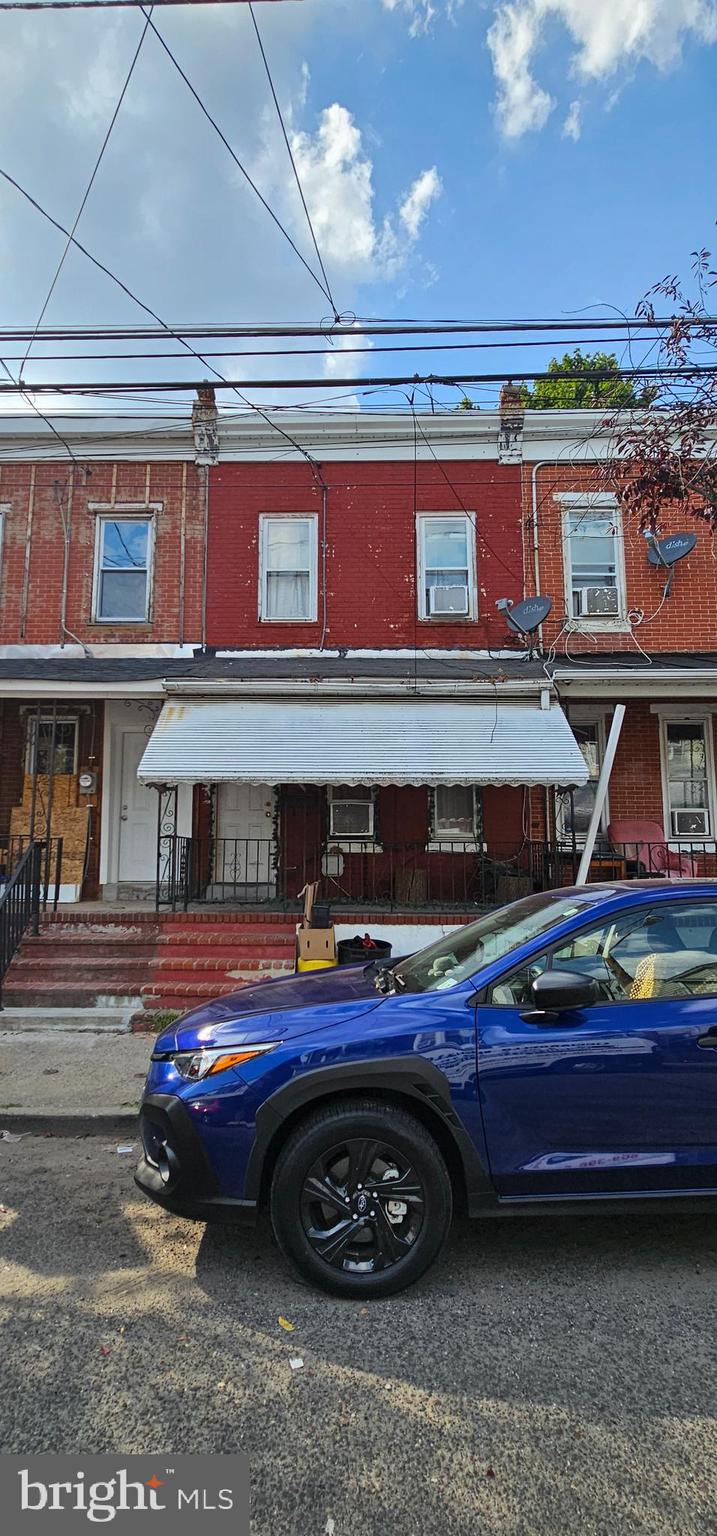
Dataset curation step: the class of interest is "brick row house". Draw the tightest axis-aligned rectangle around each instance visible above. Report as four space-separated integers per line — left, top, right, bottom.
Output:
1 393 716 1009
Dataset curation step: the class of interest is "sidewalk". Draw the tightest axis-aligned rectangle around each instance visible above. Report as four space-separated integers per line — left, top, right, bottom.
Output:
0 1023 156 1134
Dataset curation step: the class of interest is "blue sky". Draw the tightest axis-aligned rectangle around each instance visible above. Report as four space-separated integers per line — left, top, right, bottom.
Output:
0 0 716 412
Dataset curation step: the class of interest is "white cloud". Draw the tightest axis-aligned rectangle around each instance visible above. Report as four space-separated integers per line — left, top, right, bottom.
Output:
381 0 437 38
562 98 582 140
399 166 442 238
487 3 554 137
487 0 717 138
281 103 441 280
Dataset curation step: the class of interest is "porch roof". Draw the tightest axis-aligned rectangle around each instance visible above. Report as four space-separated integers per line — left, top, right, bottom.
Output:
137 697 588 789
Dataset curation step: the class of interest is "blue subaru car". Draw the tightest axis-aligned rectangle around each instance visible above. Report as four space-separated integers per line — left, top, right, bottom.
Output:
136 881 717 1297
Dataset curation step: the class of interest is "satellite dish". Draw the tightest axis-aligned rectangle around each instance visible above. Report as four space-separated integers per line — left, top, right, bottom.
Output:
505 595 553 636
647 532 697 568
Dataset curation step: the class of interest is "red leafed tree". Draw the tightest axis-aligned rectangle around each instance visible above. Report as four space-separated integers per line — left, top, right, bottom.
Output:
609 242 717 530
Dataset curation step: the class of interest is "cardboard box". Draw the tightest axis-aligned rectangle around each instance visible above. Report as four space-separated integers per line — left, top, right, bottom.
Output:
296 926 337 964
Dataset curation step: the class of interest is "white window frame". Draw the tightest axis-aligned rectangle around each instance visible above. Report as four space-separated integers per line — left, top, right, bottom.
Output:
556 711 608 846
25 715 79 776
327 786 379 848
91 506 156 624
430 785 482 843
0 506 7 585
417 512 478 621
559 493 628 632
656 708 717 847
259 513 318 623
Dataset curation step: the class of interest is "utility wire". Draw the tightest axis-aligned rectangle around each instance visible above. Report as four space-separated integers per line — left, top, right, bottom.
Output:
8 363 716 394
0 312 709 342
0 334 660 363
0 0 301 7
248 0 339 322
20 7 154 378
136 4 335 311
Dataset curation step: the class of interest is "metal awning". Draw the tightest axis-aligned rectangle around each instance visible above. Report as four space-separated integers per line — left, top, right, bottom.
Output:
138 697 588 788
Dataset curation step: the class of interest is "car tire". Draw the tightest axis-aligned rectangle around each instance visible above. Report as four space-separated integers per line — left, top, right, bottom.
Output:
270 1098 453 1298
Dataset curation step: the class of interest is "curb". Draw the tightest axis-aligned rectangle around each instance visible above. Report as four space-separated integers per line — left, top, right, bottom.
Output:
0 1107 139 1137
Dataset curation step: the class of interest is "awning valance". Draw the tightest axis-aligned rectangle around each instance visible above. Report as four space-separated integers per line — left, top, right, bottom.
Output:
138 698 588 789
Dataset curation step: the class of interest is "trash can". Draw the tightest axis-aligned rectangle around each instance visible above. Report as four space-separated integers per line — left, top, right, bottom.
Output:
337 934 393 966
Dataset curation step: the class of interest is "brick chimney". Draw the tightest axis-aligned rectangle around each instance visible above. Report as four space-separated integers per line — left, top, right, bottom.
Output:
192 384 219 465
498 381 525 464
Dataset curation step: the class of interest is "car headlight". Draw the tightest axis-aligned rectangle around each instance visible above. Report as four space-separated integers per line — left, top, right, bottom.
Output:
170 1042 281 1081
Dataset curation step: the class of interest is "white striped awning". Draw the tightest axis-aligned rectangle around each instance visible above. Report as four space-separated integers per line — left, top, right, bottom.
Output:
138 697 588 789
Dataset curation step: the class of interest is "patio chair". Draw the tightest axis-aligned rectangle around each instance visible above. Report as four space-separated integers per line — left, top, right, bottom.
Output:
607 818 697 878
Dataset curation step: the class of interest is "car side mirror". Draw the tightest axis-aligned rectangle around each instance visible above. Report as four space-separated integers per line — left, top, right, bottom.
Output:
528 969 600 1017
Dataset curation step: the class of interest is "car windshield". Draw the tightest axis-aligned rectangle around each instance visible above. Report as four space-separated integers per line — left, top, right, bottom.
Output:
391 888 610 994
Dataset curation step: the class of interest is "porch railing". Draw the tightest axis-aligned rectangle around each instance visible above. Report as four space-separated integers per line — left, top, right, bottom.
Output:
155 833 717 913
0 841 42 1006
0 834 64 913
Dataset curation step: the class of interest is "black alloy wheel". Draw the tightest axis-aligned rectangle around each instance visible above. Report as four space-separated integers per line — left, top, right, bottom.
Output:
270 1099 453 1298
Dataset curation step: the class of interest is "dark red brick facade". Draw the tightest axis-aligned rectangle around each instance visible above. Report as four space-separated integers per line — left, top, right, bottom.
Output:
0 460 205 645
206 460 523 651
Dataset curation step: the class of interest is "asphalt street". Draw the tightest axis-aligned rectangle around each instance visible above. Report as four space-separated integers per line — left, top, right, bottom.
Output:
1 1135 716 1536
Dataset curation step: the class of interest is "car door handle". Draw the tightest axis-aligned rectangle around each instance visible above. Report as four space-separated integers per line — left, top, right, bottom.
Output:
697 1028 717 1049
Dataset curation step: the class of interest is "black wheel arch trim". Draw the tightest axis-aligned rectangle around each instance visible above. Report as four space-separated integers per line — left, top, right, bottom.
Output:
245 1054 493 1211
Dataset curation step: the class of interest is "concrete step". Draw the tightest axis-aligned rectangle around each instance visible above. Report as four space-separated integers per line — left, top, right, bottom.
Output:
2 980 145 1007
0 1007 134 1033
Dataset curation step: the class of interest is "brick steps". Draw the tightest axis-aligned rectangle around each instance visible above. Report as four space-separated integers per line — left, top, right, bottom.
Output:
3 912 298 1012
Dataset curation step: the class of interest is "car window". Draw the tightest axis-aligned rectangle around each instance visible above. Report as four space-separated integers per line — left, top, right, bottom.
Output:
488 900 717 1007
392 888 608 993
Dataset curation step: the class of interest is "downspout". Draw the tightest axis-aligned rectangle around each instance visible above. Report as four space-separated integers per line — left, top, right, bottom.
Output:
309 460 329 651
200 464 209 653
179 460 187 647
58 471 74 648
19 463 36 640
530 460 552 606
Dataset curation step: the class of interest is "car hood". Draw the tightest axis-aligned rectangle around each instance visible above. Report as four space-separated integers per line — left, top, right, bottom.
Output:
156 963 385 1053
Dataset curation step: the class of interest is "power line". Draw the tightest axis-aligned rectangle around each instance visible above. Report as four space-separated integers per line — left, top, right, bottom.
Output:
0 315 709 342
0 334 663 362
248 0 339 322
6 363 716 393
20 6 154 378
0 0 302 7
136 4 335 311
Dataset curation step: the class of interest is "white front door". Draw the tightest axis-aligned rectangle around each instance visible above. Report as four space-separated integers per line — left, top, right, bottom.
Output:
216 784 276 895
118 730 158 883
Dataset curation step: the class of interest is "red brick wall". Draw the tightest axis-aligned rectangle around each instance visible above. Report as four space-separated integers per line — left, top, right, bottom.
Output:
524 463 717 654
0 461 205 644
206 460 523 650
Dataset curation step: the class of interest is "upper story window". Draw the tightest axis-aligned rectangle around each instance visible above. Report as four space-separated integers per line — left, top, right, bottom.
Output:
260 515 317 622
661 717 715 839
417 514 477 620
562 500 625 624
93 514 153 623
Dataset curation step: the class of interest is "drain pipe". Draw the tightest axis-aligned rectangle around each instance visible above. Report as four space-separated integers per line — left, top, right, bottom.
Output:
576 705 626 885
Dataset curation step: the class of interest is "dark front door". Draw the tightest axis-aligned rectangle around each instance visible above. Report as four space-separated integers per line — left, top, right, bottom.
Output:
476 898 717 1198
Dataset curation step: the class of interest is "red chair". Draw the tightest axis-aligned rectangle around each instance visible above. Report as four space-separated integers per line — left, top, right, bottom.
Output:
608 818 697 878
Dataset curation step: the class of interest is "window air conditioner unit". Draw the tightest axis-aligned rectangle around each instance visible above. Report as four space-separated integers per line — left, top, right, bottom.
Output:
574 586 620 617
428 584 470 616
672 808 709 837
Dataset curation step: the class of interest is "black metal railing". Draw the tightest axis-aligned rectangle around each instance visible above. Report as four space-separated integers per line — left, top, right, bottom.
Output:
154 832 717 913
0 834 64 913
0 841 42 1006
